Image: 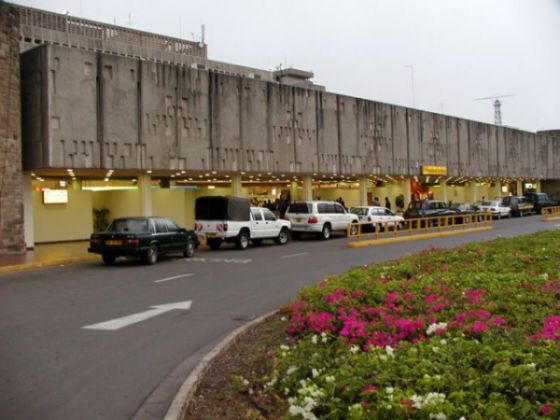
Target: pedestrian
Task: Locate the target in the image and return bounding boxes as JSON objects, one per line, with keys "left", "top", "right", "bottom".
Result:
{"left": 384, "top": 197, "right": 391, "bottom": 210}
{"left": 373, "top": 196, "right": 380, "bottom": 206}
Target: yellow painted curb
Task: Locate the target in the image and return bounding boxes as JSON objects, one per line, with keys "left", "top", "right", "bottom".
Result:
{"left": 0, "top": 256, "right": 99, "bottom": 275}
{"left": 347, "top": 226, "right": 493, "bottom": 248}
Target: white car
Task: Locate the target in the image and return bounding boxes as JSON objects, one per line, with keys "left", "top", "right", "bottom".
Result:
{"left": 285, "top": 201, "right": 359, "bottom": 240}
{"left": 350, "top": 206, "right": 404, "bottom": 231}
{"left": 195, "top": 196, "right": 291, "bottom": 249}
{"left": 476, "top": 200, "right": 511, "bottom": 219}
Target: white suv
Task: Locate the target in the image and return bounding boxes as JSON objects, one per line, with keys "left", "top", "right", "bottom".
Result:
{"left": 285, "top": 201, "right": 359, "bottom": 240}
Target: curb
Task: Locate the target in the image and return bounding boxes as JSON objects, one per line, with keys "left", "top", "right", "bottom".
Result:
{"left": 164, "top": 309, "right": 280, "bottom": 420}
{"left": 0, "top": 256, "right": 98, "bottom": 275}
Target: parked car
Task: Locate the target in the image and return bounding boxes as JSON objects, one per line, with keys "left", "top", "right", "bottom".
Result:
{"left": 88, "top": 217, "right": 199, "bottom": 265}
{"left": 476, "top": 200, "right": 511, "bottom": 219}
{"left": 285, "top": 201, "right": 359, "bottom": 240}
{"left": 501, "top": 195, "right": 535, "bottom": 217}
{"left": 450, "top": 203, "right": 484, "bottom": 222}
{"left": 349, "top": 206, "right": 404, "bottom": 231}
{"left": 403, "top": 199, "right": 458, "bottom": 226}
{"left": 524, "top": 192, "right": 556, "bottom": 214}
{"left": 194, "top": 196, "right": 291, "bottom": 250}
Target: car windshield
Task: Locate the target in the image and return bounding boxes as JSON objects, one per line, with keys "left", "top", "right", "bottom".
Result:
{"left": 350, "top": 207, "right": 368, "bottom": 216}
{"left": 107, "top": 219, "right": 150, "bottom": 233}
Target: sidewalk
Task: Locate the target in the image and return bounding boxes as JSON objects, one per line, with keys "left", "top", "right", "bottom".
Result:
{"left": 0, "top": 241, "right": 98, "bottom": 275}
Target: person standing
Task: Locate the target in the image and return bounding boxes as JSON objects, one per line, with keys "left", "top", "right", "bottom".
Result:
{"left": 373, "top": 196, "right": 381, "bottom": 206}
{"left": 384, "top": 197, "right": 391, "bottom": 210}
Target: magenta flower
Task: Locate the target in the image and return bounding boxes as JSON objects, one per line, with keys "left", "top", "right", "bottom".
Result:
{"left": 324, "top": 288, "right": 346, "bottom": 304}
{"left": 472, "top": 321, "right": 488, "bottom": 333}
{"left": 360, "top": 384, "right": 377, "bottom": 394}
{"left": 307, "top": 312, "right": 335, "bottom": 334}
{"left": 539, "top": 405, "right": 552, "bottom": 415}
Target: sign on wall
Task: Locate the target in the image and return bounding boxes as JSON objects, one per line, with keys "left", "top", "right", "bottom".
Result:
{"left": 42, "top": 189, "right": 68, "bottom": 204}
{"left": 421, "top": 165, "right": 448, "bottom": 176}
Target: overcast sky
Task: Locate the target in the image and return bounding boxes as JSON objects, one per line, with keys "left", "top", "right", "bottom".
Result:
{"left": 14, "top": 0, "right": 560, "bottom": 133}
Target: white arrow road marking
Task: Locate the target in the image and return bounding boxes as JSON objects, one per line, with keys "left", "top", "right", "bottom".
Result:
{"left": 82, "top": 301, "right": 192, "bottom": 331}
{"left": 154, "top": 273, "right": 194, "bottom": 283}
{"left": 281, "top": 252, "right": 309, "bottom": 259}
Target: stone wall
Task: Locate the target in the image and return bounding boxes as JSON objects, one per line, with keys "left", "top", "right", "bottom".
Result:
{"left": 0, "top": 3, "right": 25, "bottom": 254}
{"left": 21, "top": 43, "right": 560, "bottom": 181}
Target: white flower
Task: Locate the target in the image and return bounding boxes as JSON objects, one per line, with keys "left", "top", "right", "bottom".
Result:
{"left": 350, "top": 345, "right": 360, "bottom": 354}
{"left": 440, "top": 339, "right": 447, "bottom": 345}
{"left": 280, "top": 344, "right": 290, "bottom": 351}
{"left": 385, "top": 345, "right": 395, "bottom": 358}
{"left": 321, "top": 332, "right": 329, "bottom": 343}
{"left": 426, "top": 322, "right": 447, "bottom": 335}
{"left": 459, "top": 417, "right": 466, "bottom": 420}
{"left": 312, "top": 368, "right": 320, "bottom": 378}
{"left": 281, "top": 316, "right": 287, "bottom": 322}
{"left": 325, "top": 376, "right": 335, "bottom": 383}
{"left": 432, "top": 346, "right": 440, "bottom": 353}
{"left": 248, "top": 387, "right": 254, "bottom": 395}
{"left": 242, "top": 378, "right": 249, "bottom": 386}
{"left": 386, "top": 386, "right": 394, "bottom": 394}
{"left": 287, "top": 366, "right": 298, "bottom": 375}
{"left": 429, "top": 413, "right": 447, "bottom": 420}
{"left": 311, "top": 334, "right": 318, "bottom": 344}
{"left": 542, "top": 272, "right": 549, "bottom": 281}
{"left": 379, "top": 354, "right": 388, "bottom": 362}
{"left": 527, "top": 362, "right": 536, "bottom": 369}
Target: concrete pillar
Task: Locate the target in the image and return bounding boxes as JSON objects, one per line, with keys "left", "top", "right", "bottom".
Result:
{"left": 290, "top": 181, "right": 299, "bottom": 202}
{"left": 403, "top": 179, "right": 412, "bottom": 209}
{"left": 302, "top": 176, "right": 313, "bottom": 201}
{"left": 138, "top": 174, "right": 152, "bottom": 217}
{"left": 231, "top": 175, "right": 243, "bottom": 197}
{"left": 536, "top": 180, "right": 542, "bottom": 193}
{"left": 359, "top": 178, "right": 369, "bottom": 206}
{"left": 22, "top": 172, "right": 34, "bottom": 249}
{"left": 441, "top": 180, "right": 448, "bottom": 204}
{"left": 470, "top": 182, "right": 477, "bottom": 203}
{"left": 71, "top": 179, "right": 82, "bottom": 190}
{"left": 516, "top": 180, "right": 523, "bottom": 196}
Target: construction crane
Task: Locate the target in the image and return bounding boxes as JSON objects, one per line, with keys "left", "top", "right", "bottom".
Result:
{"left": 475, "top": 94, "right": 516, "bottom": 126}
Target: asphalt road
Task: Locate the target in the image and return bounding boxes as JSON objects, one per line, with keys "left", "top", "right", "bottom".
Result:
{"left": 0, "top": 216, "right": 557, "bottom": 420}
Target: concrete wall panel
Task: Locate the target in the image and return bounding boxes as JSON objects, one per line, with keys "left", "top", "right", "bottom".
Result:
{"left": 487, "top": 125, "right": 498, "bottom": 176}
{"left": 457, "top": 119, "right": 469, "bottom": 176}
{"left": 338, "top": 95, "right": 359, "bottom": 174}
{"left": 177, "top": 67, "right": 211, "bottom": 171}
{"left": 141, "top": 62, "right": 178, "bottom": 169}
{"left": 268, "top": 84, "right": 296, "bottom": 172}
{"left": 468, "top": 121, "right": 489, "bottom": 177}
{"left": 317, "top": 92, "right": 339, "bottom": 174}
{"left": 99, "top": 55, "right": 139, "bottom": 169}
{"left": 445, "top": 117, "right": 459, "bottom": 176}
{"left": 239, "top": 78, "right": 269, "bottom": 172}
{"left": 210, "top": 73, "right": 242, "bottom": 171}
{"left": 406, "top": 109, "right": 422, "bottom": 173}
{"left": 373, "top": 102, "right": 394, "bottom": 175}
{"left": 293, "top": 88, "right": 319, "bottom": 173}
{"left": 391, "top": 105, "right": 408, "bottom": 175}
{"left": 48, "top": 45, "right": 99, "bottom": 168}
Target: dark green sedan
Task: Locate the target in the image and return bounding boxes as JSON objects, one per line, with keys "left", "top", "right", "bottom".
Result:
{"left": 88, "top": 217, "right": 199, "bottom": 265}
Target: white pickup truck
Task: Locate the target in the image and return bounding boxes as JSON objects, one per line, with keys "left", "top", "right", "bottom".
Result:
{"left": 194, "top": 196, "right": 291, "bottom": 250}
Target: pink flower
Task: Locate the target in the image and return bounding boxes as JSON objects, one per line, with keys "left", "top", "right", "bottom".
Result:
{"left": 324, "top": 288, "right": 345, "bottom": 304}
{"left": 472, "top": 321, "right": 488, "bottom": 333}
{"left": 307, "top": 312, "right": 336, "bottom": 334}
{"left": 351, "top": 289, "right": 363, "bottom": 298}
{"left": 360, "top": 384, "right": 377, "bottom": 394}
{"left": 491, "top": 316, "right": 507, "bottom": 327}
{"left": 539, "top": 405, "right": 552, "bottom": 415}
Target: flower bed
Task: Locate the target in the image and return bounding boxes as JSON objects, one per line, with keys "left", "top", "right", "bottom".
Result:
{"left": 261, "top": 231, "right": 560, "bottom": 419}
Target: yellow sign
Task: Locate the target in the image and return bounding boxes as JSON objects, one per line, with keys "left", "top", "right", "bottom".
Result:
{"left": 422, "top": 165, "right": 448, "bottom": 176}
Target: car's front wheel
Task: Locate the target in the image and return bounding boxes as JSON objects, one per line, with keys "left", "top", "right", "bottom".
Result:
{"left": 348, "top": 222, "right": 358, "bottom": 237}
{"left": 102, "top": 254, "right": 115, "bottom": 265}
{"left": 274, "top": 227, "right": 289, "bottom": 245}
{"left": 183, "top": 239, "right": 195, "bottom": 258}
{"left": 144, "top": 245, "right": 158, "bottom": 265}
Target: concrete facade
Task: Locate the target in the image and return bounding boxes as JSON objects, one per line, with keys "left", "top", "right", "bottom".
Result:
{"left": 0, "top": 3, "right": 25, "bottom": 254}
{"left": 21, "top": 44, "right": 560, "bottom": 180}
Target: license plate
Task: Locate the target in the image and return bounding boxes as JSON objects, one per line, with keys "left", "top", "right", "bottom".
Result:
{"left": 105, "top": 240, "right": 122, "bottom": 246}
{"left": 296, "top": 217, "right": 302, "bottom": 223}
{"left": 206, "top": 233, "right": 216, "bottom": 238}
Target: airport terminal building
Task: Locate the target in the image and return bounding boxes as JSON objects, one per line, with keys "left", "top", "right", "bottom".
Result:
{"left": 1, "top": 2, "right": 559, "bottom": 254}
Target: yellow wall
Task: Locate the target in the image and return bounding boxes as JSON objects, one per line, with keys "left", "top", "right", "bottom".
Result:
{"left": 33, "top": 189, "right": 93, "bottom": 242}
{"left": 92, "top": 190, "right": 141, "bottom": 220}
